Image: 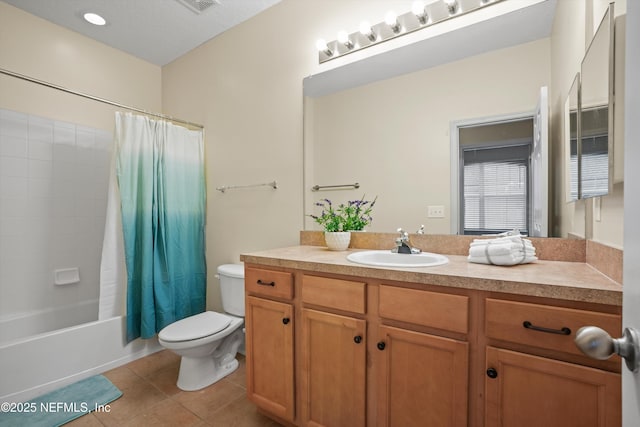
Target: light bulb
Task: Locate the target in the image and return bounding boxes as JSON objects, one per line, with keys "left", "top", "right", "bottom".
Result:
{"left": 385, "top": 11, "right": 400, "bottom": 33}
{"left": 384, "top": 10, "right": 397, "bottom": 26}
{"left": 337, "top": 30, "right": 353, "bottom": 49}
{"left": 359, "top": 21, "right": 376, "bottom": 42}
{"left": 444, "top": 0, "right": 458, "bottom": 15}
{"left": 412, "top": 1, "right": 428, "bottom": 24}
{"left": 315, "top": 39, "right": 332, "bottom": 56}
{"left": 412, "top": 1, "right": 425, "bottom": 16}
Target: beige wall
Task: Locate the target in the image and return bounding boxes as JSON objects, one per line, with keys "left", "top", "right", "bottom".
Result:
{"left": 305, "top": 39, "right": 550, "bottom": 234}
{"left": 0, "top": 2, "right": 161, "bottom": 131}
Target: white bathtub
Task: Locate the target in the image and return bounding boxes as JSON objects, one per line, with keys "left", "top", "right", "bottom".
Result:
{"left": 0, "top": 300, "right": 99, "bottom": 344}
{"left": 0, "top": 315, "right": 162, "bottom": 403}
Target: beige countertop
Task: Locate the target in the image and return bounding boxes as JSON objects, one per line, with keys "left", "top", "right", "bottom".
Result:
{"left": 240, "top": 245, "right": 622, "bottom": 306}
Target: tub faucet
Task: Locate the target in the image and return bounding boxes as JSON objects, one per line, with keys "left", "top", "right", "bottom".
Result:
{"left": 392, "top": 228, "right": 422, "bottom": 254}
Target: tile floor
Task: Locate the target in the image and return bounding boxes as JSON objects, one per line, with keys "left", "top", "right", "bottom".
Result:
{"left": 67, "top": 350, "right": 281, "bottom": 427}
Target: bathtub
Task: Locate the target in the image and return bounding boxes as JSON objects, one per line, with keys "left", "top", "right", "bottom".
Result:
{"left": 0, "top": 299, "right": 99, "bottom": 344}
{"left": 0, "top": 315, "right": 162, "bottom": 403}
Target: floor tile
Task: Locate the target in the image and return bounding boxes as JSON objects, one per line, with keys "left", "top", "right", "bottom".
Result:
{"left": 64, "top": 350, "right": 281, "bottom": 427}
{"left": 174, "top": 379, "right": 246, "bottom": 420}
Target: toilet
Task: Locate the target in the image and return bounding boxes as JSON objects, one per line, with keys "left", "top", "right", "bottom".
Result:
{"left": 158, "top": 263, "right": 245, "bottom": 391}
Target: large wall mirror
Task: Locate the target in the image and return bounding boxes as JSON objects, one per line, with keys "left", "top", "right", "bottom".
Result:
{"left": 303, "top": 0, "right": 565, "bottom": 236}
{"left": 579, "top": 3, "right": 614, "bottom": 199}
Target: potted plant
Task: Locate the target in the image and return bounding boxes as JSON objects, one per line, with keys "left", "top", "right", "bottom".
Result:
{"left": 309, "top": 196, "right": 377, "bottom": 250}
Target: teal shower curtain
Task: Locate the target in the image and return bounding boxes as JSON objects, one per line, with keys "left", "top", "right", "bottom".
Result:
{"left": 114, "top": 112, "right": 206, "bottom": 342}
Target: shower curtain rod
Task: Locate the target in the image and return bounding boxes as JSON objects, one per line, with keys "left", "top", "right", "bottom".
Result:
{"left": 0, "top": 67, "right": 204, "bottom": 129}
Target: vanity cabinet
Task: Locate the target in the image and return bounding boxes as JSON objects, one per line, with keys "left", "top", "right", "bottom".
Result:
{"left": 485, "top": 347, "right": 620, "bottom": 427}
{"left": 244, "top": 268, "right": 295, "bottom": 422}
{"left": 301, "top": 275, "right": 367, "bottom": 427}
{"left": 376, "top": 285, "right": 470, "bottom": 427}
{"left": 484, "top": 298, "right": 622, "bottom": 427}
{"left": 243, "top": 262, "right": 622, "bottom": 427}
{"left": 301, "top": 308, "right": 366, "bottom": 427}
{"left": 376, "top": 325, "right": 468, "bottom": 427}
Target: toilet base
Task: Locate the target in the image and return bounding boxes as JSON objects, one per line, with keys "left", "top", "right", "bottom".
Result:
{"left": 175, "top": 326, "right": 245, "bottom": 391}
{"left": 177, "top": 355, "right": 239, "bottom": 391}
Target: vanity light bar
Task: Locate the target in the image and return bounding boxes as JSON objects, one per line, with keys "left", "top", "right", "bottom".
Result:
{"left": 316, "top": 0, "right": 502, "bottom": 64}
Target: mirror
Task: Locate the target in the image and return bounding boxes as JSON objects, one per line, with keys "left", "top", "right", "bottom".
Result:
{"left": 302, "top": 1, "right": 557, "bottom": 236}
{"left": 579, "top": 4, "right": 614, "bottom": 199}
{"left": 565, "top": 73, "right": 580, "bottom": 202}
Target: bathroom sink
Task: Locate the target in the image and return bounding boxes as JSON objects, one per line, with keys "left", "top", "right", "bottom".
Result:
{"left": 346, "top": 250, "right": 449, "bottom": 268}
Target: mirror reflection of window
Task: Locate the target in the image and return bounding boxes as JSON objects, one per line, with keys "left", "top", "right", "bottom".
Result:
{"left": 459, "top": 120, "right": 533, "bottom": 236}
{"left": 581, "top": 106, "right": 609, "bottom": 198}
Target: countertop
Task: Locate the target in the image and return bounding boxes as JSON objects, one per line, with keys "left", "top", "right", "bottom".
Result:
{"left": 240, "top": 245, "right": 622, "bottom": 306}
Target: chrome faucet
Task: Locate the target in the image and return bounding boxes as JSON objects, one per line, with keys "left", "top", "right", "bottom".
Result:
{"left": 392, "top": 228, "right": 422, "bottom": 254}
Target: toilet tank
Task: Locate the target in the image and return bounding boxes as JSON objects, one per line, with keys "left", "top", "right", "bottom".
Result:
{"left": 217, "top": 263, "right": 245, "bottom": 317}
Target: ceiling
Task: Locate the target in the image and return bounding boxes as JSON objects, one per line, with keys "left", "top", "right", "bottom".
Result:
{"left": 2, "top": 0, "right": 282, "bottom": 66}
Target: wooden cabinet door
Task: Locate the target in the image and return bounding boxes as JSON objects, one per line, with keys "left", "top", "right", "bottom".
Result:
{"left": 376, "top": 325, "right": 469, "bottom": 427}
{"left": 302, "top": 308, "right": 366, "bottom": 427}
{"left": 485, "top": 347, "right": 621, "bottom": 427}
{"left": 245, "top": 296, "right": 295, "bottom": 422}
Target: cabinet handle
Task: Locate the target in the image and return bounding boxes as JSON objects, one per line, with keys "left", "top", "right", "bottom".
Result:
{"left": 257, "top": 279, "right": 275, "bottom": 287}
{"left": 523, "top": 321, "right": 571, "bottom": 336}
{"left": 354, "top": 335, "right": 363, "bottom": 344}
{"left": 486, "top": 368, "right": 498, "bottom": 379}
{"left": 377, "top": 341, "right": 386, "bottom": 351}
{"left": 282, "top": 317, "right": 290, "bottom": 325}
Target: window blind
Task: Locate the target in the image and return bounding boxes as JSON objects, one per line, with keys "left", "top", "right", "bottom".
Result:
{"left": 581, "top": 134, "right": 609, "bottom": 198}
{"left": 462, "top": 144, "right": 529, "bottom": 234}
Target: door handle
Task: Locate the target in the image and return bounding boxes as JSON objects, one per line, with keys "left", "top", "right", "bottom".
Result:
{"left": 574, "top": 326, "right": 640, "bottom": 372}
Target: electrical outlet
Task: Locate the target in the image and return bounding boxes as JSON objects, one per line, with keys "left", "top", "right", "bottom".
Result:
{"left": 427, "top": 205, "right": 445, "bottom": 218}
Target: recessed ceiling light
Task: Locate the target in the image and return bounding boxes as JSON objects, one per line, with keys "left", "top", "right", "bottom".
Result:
{"left": 83, "top": 12, "right": 106, "bottom": 26}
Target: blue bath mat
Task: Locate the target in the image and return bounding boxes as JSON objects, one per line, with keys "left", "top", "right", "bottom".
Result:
{"left": 0, "top": 374, "right": 122, "bottom": 427}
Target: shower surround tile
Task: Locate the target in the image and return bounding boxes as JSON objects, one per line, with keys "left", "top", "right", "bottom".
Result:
{"left": 0, "top": 108, "right": 113, "bottom": 341}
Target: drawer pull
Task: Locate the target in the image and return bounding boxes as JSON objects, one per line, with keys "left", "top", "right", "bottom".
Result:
{"left": 377, "top": 341, "right": 386, "bottom": 351}
{"left": 523, "top": 321, "right": 571, "bottom": 336}
{"left": 354, "top": 335, "right": 363, "bottom": 344}
{"left": 257, "top": 279, "right": 275, "bottom": 287}
{"left": 282, "top": 317, "right": 290, "bottom": 325}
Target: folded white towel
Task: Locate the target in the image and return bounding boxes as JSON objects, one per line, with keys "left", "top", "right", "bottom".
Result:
{"left": 467, "top": 235, "right": 537, "bottom": 266}
{"left": 470, "top": 235, "right": 534, "bottom": 248}
{"left": 468, "top": 254, "right": 538, "bottom": 266}
{"left": 468, "top": 244, "right": 535, "bottom": 258}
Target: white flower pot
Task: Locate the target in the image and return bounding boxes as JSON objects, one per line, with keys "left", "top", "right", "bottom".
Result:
{"left": 324, "top": 231, "right": 351, "bottom": 251}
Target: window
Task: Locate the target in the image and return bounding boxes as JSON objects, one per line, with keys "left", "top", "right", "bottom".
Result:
{"left": 458, "top": 120, "right": 533, "bottom": 235}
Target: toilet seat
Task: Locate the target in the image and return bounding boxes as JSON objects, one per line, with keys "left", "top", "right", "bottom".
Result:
{"left": 158, "top": 311, "right": 231, "bottom": 342}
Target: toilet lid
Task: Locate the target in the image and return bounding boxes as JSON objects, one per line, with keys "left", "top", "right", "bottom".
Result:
{"left": 217, "top": 263, "right": 244, "bottom": 278}
{"left": 159, "top": 311, "right": 231, "bottom": 342}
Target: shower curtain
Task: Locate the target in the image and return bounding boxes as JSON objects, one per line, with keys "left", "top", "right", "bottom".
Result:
{"left": 113, "top": 112, "right": 206, "bottom": 342}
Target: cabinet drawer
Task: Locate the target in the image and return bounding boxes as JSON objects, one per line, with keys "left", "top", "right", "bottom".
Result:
{"left": 302, "top": 275, "right": 366, "bottom": 314}
{"left": 245, "top": 267, "right": 293, "bottom": 300}
{"left": 379, "top": 285, "right": 468, "bottom": 334}
{"left": 485, "top": 298, "right": 621, "bottom": 357}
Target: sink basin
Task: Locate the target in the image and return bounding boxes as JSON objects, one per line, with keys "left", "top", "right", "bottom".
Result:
{"left": 346, "top": 250, "right": 449, "bottom": 268}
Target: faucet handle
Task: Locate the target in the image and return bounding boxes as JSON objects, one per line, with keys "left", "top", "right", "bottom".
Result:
{"left": 416, "top": 225, "right": 425, "bottom": 234}
{"left": 397, "top": 228, "right": 408, "bottom": 240}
